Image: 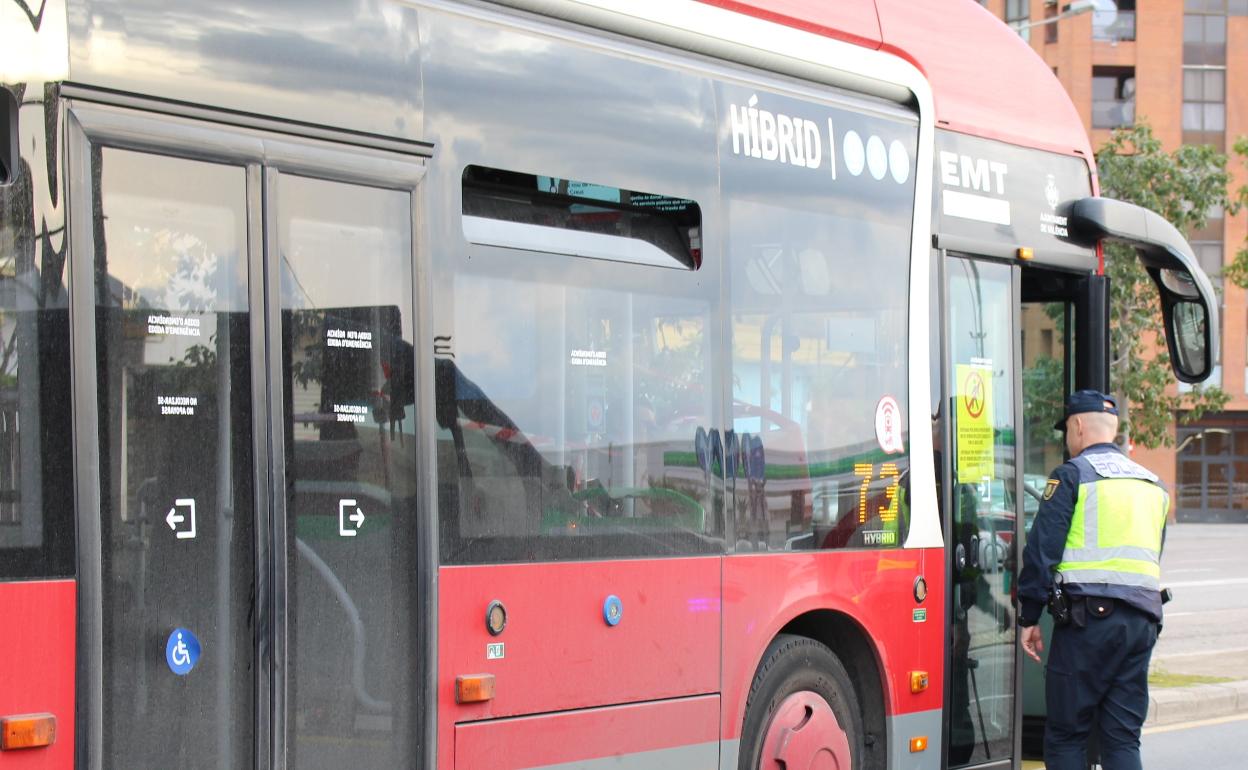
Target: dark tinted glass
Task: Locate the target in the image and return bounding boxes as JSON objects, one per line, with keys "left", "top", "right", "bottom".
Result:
{"left": 0, "top": 88, "right": 73, "bottom": 580}
{"left": 1178, "top": 459, "right": 1202, "bottom": 508}
{"left": 719, "top": 84, "right": 916, "bottom": 551}
{"left": 1235, "top": 461, "right": 1248, "bottom": 508}
{"left": 277, "top": 174, "right": 418, "bottom": 767}
{"left": 1208, "top": 463, "right": 1231, "bottom": 507}
{"left": 436, "top": 278, "right": 717, "bottom": 563}
{"left": 462, "top": 166, "right": 702, "bottom": 270}
{"left": 95, "top": 149, "right": 254, "bottom": 768}
{"left": 1021, "top": 300, "right": 1072, "bottom": 527}
{"left": 439, "top": 193, "right": 716, "bottom": 564}
{"left": 947, "top": 257, "right": 1016, "bottom": 766}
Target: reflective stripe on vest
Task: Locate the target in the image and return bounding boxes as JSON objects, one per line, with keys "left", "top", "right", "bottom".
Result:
{"left": 1055, "top": 453, "right": 1168, "bottom": 590}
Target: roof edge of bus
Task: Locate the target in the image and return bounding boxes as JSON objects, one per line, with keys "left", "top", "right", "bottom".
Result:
{"left": 875, "top": 0, "right": 1094, "bottom": 161}
{"left": 694, "top": 1, "right": 1094, "bottom": 161}
{"left": 494, "top": 0, "right": 917, "bottom": 107}
{"left": 694, "top": 0, "right": 885, "bottom": 50}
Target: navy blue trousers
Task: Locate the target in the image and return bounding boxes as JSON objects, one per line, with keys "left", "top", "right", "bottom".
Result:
{"left": 1044, "top": 601, "right": 1158, "bottom": 770}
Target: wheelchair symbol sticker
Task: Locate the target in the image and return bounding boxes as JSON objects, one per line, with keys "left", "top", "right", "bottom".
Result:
{"left": 166, "top": 628, "right": 202, "bottom": 676}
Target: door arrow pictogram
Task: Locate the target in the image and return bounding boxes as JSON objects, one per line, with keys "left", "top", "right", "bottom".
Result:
{"left": 165, "top": 498, "right": 197, "bottom": 540}
{"left": 339, "top": 498, "right": 365, "bottom": 537}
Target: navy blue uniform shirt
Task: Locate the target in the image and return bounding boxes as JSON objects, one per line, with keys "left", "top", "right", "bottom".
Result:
{"left": 1017, "top": 442, "right": 1165, "bottom": 626}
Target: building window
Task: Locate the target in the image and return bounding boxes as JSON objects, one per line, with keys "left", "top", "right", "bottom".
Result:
{"left": 1006, "top": 0, "right": 1029, "bottom": 23}
{"left": 1175, "top": 419, "right": 1248, "bottom": 523}
{"left": 1192, "top": 238, "right": 1223, "bottom": 288}
{"left": 1190, "top": 239, "right": 1224, "bottom": 300}
{"left": 1187, "top": 0, "right": 1248, "bottom": 14}
{"left": 1183, "top": 67, "right": 1226, "bottom": 149}
{"left": 1092, "top": 67, "right": 1135, "bottom": 129}
{"left": 1093, "top": 0, "right": 1136, "bottom": 41}
{"left": 1190, "top": 237, "right": 1224, "bottom": 364}
{"left": 1184, "top": 0, "right": 1228, "bottom": 148}
{"left": 1184, "top": 11, "right": 1227, "bottom": 65}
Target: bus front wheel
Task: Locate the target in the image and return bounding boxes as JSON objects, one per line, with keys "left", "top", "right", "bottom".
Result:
{"left": 739, "top": 634, "right": 864, "bottom": 770}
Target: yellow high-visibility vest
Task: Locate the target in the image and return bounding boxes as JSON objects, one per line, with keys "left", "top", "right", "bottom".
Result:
{"left": 1054, "top": 452, "right": 1168, "bottom": 590}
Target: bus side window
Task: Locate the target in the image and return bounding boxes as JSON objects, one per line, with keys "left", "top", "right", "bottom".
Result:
{"left": 439, "top": 170, "right": 717, "bottom": 564}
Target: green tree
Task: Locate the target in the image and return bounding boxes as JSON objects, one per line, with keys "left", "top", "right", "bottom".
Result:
{"left": 1220, "top": 136, "right": 1248, "bottom": 291}
{"left": 1093, "top": 122, "right": 1234, "bottom": 448}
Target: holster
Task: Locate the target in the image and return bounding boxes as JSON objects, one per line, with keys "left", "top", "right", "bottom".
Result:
{"left": 1047, "top": 580, "right": 1072, "bottom": 627}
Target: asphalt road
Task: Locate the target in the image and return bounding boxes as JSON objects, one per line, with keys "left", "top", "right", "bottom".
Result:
{"left": 1024, "top": 714, "right": 1248, "bottom": 770}
{"left": 1141, "top": 714, "right": 1248, "bottom": 769}
{"left": 1020, "top": 715, "right": 1248, "bottom": 769}
{"left": 1153, "top": 523, "right": 1248, "bottom": 678}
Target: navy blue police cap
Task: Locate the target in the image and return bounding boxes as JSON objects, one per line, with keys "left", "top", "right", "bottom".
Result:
{"left": 1055, "top": 389, "right": 1118, "bottom": 431}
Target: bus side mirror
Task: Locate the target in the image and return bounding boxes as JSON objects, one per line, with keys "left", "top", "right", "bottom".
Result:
{"left": 1155, "top": 268, "right": 1212, "bottom": 383}
{"left": 1169, "top": 301, "right": 1209, "bottom": 379}
{"left": 1, "top": 88, "right": 17, "bottom": 187}
{"left": 1069, "top": 197, "right": 1219, "bottom": 384}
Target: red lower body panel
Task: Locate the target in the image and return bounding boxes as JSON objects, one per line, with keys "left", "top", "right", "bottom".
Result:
{"left": 721, "top": 548, "right": 945, "bottom": 741}
{"left": 0, "top": 580, "right": 76, "bottom": 769}
{"left": 439, "top": 549, "right": 945, "bottom": 768}
{"left": 438, "top": 558, "right": 720, "bottom": 768}
{"left": 455, "top": 695, "right": 719, "bottom": 770}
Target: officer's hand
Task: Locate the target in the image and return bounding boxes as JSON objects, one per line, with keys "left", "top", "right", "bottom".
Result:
{"left": 1021, "top": 625, "right": 1044, "bottom": 663}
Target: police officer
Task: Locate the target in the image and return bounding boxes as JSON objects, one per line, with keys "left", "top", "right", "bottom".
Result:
{"left": 1018, "top": 390, "right": 1168, "bottom": 770}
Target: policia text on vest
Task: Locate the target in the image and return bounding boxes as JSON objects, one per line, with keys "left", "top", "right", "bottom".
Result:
{"left": 1017, "top": 390, "right": 1168, "bottom": 770}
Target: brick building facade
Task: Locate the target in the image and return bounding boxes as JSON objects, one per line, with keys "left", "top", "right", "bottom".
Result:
{"left": 984, "top": 0, "right": 1248, "bottom": 521}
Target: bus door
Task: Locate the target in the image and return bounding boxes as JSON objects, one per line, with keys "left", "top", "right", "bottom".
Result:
{"left": 1015, "top": 268, "right": 1088, "bottom": 757}
{"left": 943, "top": 254, "right": 1021, "bottom": 769}
{"left": 67, "top": 102, "right": 427, "bottom": 769}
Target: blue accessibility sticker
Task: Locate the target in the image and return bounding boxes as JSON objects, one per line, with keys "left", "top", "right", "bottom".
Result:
{"left": 166, "top": 627, "right": 202, "bottom": 676}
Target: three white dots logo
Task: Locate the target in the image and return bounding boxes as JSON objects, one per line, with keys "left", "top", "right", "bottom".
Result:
{"left": 842, "top": 131, "right": 911, "bottom": 185}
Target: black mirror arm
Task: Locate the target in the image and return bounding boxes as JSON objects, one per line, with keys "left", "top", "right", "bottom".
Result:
{"left": 1068, "top": 197, "right": 1220, "bottom": 383}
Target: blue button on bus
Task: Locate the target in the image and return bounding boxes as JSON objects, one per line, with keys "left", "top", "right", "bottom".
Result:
{"left": 603, "top": 595, "right": 623, "bottom": 627}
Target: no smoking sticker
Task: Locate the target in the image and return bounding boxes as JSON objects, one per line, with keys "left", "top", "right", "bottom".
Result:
{"left": 963, "top": 369, "right": 987, "bottom": 419}
{"left": 955, "top": 363, "right": 995, "bottom": 480}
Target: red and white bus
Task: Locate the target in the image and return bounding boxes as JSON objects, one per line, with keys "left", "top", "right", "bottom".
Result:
{"left": 0, "top": 1, "right": 1217, "bottom": 769}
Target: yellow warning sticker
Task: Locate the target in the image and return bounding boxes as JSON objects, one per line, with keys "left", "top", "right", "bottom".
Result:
{"left": 955, "top": 363, "right": 995, "bottom": 482}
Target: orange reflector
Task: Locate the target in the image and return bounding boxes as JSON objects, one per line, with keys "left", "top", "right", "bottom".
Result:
{"left": 1, "top": 713, "right": 56, "bottom": 751}
{"left": 910, "top": 671, "right": 929, "bottom": 693}
{"left": 1017, "top": 247, "right": 1035, "bottom": 261}
{"left": 456, "top": 674, "right": 496, "bottom": 704}
{"left": 910, "top": 736, "right": 929, "bottom": 753}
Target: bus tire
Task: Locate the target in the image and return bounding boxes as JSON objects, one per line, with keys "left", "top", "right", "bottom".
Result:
{"left": 738, "top": 633, "right": 864, "bottom": 770}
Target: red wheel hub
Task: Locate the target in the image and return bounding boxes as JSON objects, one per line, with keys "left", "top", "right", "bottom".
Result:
{"left": 758, "top": 691, "right": 851, "bottom": 770}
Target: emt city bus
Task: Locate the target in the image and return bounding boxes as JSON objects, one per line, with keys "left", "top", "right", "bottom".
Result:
{"left": 0, "top": 1, "right": 1217, "bottom": 769}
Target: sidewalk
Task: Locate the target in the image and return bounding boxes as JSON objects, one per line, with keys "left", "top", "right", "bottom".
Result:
{"left": 1147, "top": 679, "right": 1248, "bottom": 726}
{"left": 1146, "top": 646, "right": 1248, "bottom": 726}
